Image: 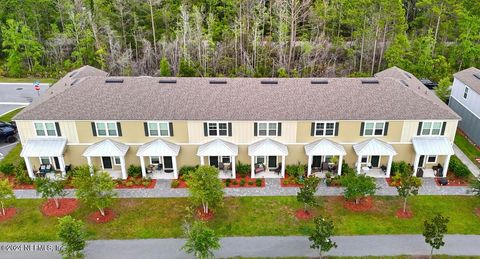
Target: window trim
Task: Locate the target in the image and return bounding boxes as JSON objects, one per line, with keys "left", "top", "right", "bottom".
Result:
{"left": 256, "top": 121, "right": 280, "bottom": 137}
{"left": 39, "top": 156, "right": 53, "bottom": 165}
{"left": 147, "top": 121, "right": 170, "bottom": 137}
{"left": 363, "top": 121, "right": 386, "bottom": 136}
{"left": 314, "top": 121, "right": 337, "bottom": 137}
{"left": 33, "top": 121, "right": 58, "bottom": 137}
{"left": 95, "top": 121, "right": 119, "bottom": 137}
{"left": 464, "top": 87, "right": 469, "bottom": 99}
{"left": 150, "top": 156, "right": 161, "bottom": 165}
{"left": 420, "top": 121, "right": 443, "bottom": 136}
{"left": 206, "top": 121, "right": 230, "bottom": 137}
{"left": 113, "top": 156, "right": 121, "bottom": 165}
{"left": 426, "top": 155, "right": 437, "bottom": 164}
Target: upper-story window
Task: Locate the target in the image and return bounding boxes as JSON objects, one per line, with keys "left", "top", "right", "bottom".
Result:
{"left": 421, "top": 121, "right": 443, "bottom": 136}
{"left": 95, "top": 121, "right": 119, "bottom": 137}
{"left": 464, "top": 87, "right": 469, "bottom": 99}
{"left": 255, "top": 122, "right": 281, "bottom": 136}
{"left": 147, "top": 122, "right": 170, "bottom": 136}
{"left": 363, "top": 121, "right": 387, "bottom": 136}
{"left": 204, "top": 122, "right": 230, "bottom": 136}
{"left": 34, "top": 122, "right": 59, "bottom": 136}
{"left": 314, "top": 122, "right": 336, "bottom": 136}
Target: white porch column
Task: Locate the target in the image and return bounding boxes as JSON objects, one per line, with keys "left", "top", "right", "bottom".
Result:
{"left": 200, "top": 156, "right": 205, "bottom": 165}
{"left": 172, "top": 156, "right": 178, "bottom": 179}
{"left": 58, "top": 156, "right": 66, "bottom": 177}
{"left": 140, "top": 156, "right": 146, "bottom": 178}
{"left": 443, "top": 154, "right": 451, "bottom": 177}
{"left": 356, "top": 155, "right": 362, "bottom": 174}
{"left": 337, "top": 155, "right": 343, "bottom": 175}
{"left": 24, "top": 157, "right": 34, "bottom": 178}
{"left": 251, "top": 156, "right": 255, "bottom": 178}
{"left": 386, "top": 155, "right": 393, "bottom": 177}
{"left": 86, "top": 156, "right": 93, "bottom": 175}
{"left": 413, "top": 153, "right": 420, "bottom": 176}
{"left": 281, "top": 155, "right": 286, "bottom": 178}
{"left": 231, "top": 156, "right": 236, "bottom": 178}
{"left": 120, "top": 156, "right": 127, "bottom": 179}
{"left": 307, "top": 155, "right": 312, "bottom": 176}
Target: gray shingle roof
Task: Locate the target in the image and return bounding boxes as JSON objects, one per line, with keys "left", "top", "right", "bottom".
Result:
{"left": 454, "top": 67, "right": 480, "bottom": 94}
{"left": 14, "top": 67, "right": 460, "bottom": 121}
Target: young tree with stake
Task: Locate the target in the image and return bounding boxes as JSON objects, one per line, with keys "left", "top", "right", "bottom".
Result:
{"left": 340, "top": 173, "right": 377, "bottom": 204}
{"left": 187, "top": 166, "right": 224, "bottom": 215}
{"left": 423, "top": 214, "right": 449, "bottom": 259}
{"left": 309, "top": 216, "right": 337, "bottom": 258}
{"left": 393, "top": 163, "right": 422, "bottom": 214}
{"left": 0, "top": 179, "right": 15, "bottom": 216}
{"left": 35, "top": 177, "right": 67, "bottom": 209}
{"left": 57, "top": 216, "right": 86, "bottom": 259}
{"left": 182, "top": 220, "right": 220, "bottom": 259}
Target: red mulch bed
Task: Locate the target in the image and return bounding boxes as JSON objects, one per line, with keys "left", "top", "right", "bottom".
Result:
{"left": 88, "top": 209, "right": 116, "bottom": 223}
{"left": 196, "top": 208, "right": 214, "bottom": 221}
{"left": 115, "top": 178, "right": 157, "bottom": 189}
{"left": 41, "top": 198, "right": 78, "bottom": 217}
{"left": 172, "top": 179, "right": 188, "bottom": 188}
{"left": 396, "top": 208, "right": 414, "bottom": 219}
{"left": 344, "top": 196, "right": 374, "bottom": 212}
{"left": 435, "top": 175, "right": 470, "bottom": 187}
{"left": 225, "top": 176, "right": 265, "bottom": 188}
{"left": 475, "top": 208, "right": 480, "bottom": 218}
{"left": 280, "top": 177, "right": 303, "bottom": 187}
{"left": 0, "top": 208, "right": 16, "bottom": 222}
{"left": 385, "top": 177, "right": 401, "bottom": 187}
{"left": 295, "top": 209, "right": 313, "bottom": 220}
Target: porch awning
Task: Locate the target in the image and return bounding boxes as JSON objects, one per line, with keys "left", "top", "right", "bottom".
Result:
{"left": 83, "top": 139, "right": 129, "bottom": 157}
{"left": 248, "top": 138, "right": 288, "bottom": 156}
{"left": 412, "top": 136, "right": 454, "bottom": 156}
{"left": 305, "top": 139, "right": 346, "bottom": 156}
{"left": 197, "top": 139, "right": 238, "bottom": 157}
{"left": 137, "top": 138, "right": 180, "bottom": 157}
{"left": 353, "top": 138, "right": 397, "bottom": 156}
{"left": 20, "top": 138, "right": 67, "bottom": 157}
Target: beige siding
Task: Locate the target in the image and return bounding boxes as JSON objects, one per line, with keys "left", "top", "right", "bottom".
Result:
{"left": 16, "top": 120, "right": 79, "bottom": 144}
{"left": 401, "top": 120, "right": 458, "bottom": 142}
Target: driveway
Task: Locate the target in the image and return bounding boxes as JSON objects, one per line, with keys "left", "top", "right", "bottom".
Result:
{"left": 0, "top": 82, "right": 49, "bottom": 116}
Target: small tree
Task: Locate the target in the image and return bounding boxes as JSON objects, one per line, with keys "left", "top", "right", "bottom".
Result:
{"left": 340, "top": 173, "right": 377, "bottom": 204}
{"left": 187, "top": 166, "right": 224, "bottom": 214}
{"left": 159, "top": 57, "right": 172, "bottom": 76}
{"left": 309, "top": 216, "right": 337, "bottom": 259}
{"left": 434, "top": 77, "right": 451, "bottom": 103}
{"left": 423, "top": 214, "right": 449, "bottom": 259}
{"left": 297, "top": 176, "right": 320, "bottom": 213}
{"left": 393, "top": 163, "right": 422, "bottom": 213}
{"left": 182, "top": 220, "right": 220, "bottom": 259}
{"left": 35, "top": 177, "right": 67, "bottom": 209}
{"left": 57, "top": 216, "right": 86, "bottom": 259}
{"left": 73, "top": 166, "right": 117, "bottom": 216}
{"left": 0, "top": 179, "right": 15, "bottom": 216}
{"left": 471, "top": 176, "right": 480, "bottom": 196}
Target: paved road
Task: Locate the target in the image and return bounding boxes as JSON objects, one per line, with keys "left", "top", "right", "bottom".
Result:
{"left": 0, "top": 82, "right": 49, "bottom": 115}
{"left": 1, "top": 235, "right": 480, "bottom": 259}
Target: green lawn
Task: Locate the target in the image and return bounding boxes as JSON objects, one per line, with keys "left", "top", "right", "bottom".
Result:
{"left": 0, "top": 108, "right": 24, "bottom": 167}
{"left": 455, "top": 132, "right": 480, "bottom": 169}
{"left": 0, "top": 196, "right": 479, "bottom": 242}
{"left": 0, "top": 77, "right": 56, "bottom": 84}
{"left": 0, "top": 107, "right": 24, "bottom": 121}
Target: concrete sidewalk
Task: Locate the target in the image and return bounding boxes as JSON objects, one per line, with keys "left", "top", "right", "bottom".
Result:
{"left": 453, "top": 144, "right": 480, "bottom": 177}
{"left": 1, "top": 235, "right": 480, "bottom": 258}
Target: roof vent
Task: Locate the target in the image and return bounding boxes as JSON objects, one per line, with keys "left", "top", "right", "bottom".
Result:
{"left": 69, "top": 71, "right": 78, "bottom": 78}
{"left": 209, "top": 80, "right": 227, "bottom": 84}
{"left": 158, "top": 79, "right": 177, "bottom": 84}
{"left": 360, "top": 79, "right": 379, "bottom": 84}
{"left": 400, "top": 79, "right": 408, "bottom": 87}
{"left": 474, "top": 74, "right": 480, "bottom": 80}
{"left": 311, "top": 79, "right": 328, "bottom": 84}
{"left": 261, "top": 80, "right": 278, "bottom": 85}
{"left": 404, "top": 72, "right": 412, "bottom": 79}
{"left": 105, "top": 78, "right": 124, "bottom": 83}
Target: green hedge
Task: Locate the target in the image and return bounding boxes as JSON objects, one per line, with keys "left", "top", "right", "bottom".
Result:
{"left": 448, "top": 156, "right": 471, "bottom": 178}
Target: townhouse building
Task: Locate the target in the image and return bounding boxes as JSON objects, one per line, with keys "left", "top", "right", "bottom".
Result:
{"left": 14, "top": 65, "right": 460, "bottom": 180}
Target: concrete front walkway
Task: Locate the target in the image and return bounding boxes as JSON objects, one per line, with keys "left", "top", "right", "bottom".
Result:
{"left": 1, "top": 235, "right": 480, "bottom": 259}
{"left": 454, "top": 144, "right": 480, "bottom": 177}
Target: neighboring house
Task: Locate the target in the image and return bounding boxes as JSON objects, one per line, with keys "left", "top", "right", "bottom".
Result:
{"left": 13, "top": 66, "right": 460, "bottom": 180}
{"left": 449, "top": 67, "right": 480, "bottom": 146}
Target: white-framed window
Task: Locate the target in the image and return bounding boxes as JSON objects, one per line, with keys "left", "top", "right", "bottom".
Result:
{"left": 257, "top": 122, "right": 279, "bottom": 136}
{"left": 426, "top": 155, "right": 437, "bottom": 163}
{"left": 207, "top": 122, "right": 229, "bottom": 136}
{"left": 95, "top": 121, "right": 118, "bottom": 137}
{"left": 255, "top": 156, "right": 265, "bottom": 165}
{"left": 363, "top": 121, "right": 385, "bottom": 136}
{"left": 361, "top": 156, "right": 368, "bottom": 163}
{"left": 39, "top": 157, "right": 51, "bottom": 165}
{"left": 421, "top": 121, "right": 443, "bottom": 136}
{"left": 314, "top": 121, "right": 336, "bottom": 136}
{"left": 113, "top": 156, "right": 121, "bottom": 165}
{"left": 221, "top": 156, "right": 231, "bottom": 163}
{"left": 464, "top": 87, "right": 469, "bottom": 99}
{"left": 150, "top": 156, "right": 160, "bottom": 164}
{"left": 147, "top": 121, "right": 170, "bottom": 137}
{"left": 34, "top": 122, "right": 58, "bottom": 136}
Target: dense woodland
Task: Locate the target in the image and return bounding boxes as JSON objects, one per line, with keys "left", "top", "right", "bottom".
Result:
{"left": 0, "top": 0, "right": 479, "bottom": 82}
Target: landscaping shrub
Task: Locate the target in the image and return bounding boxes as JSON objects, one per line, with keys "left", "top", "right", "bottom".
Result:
{"left": 171, "top": 180, "right": 180, "bottom": 188}
{"left": 286, "top": 163, "right": 306, "bottom": 179}
{"left": 127, "top": 165, "right": 142, "bottom": 178}
{"left": 0, "top": 163, "right": 15, "bottom": 175}
{"left": 255, "top": 179, "right": 262, "bottom": 187}
{"left": 15, "top": 166, "right": 32, "bottom": 185}
{"left": 236, "top": 162, "right": 250, "bottom": 178}
{"left": 125, "top": 181, "right": 134, "bottom": 187}
{"left": 449, "top": 156, "right": 471, "bottom": 178}
{"left": 225, "top": 179, "right": 231, "bottom": 187}
{"left": 240, "top": 178, "right": 246, "bottom": 187}
{"left": 232, "top": 180, "right": 238, "bottom": 185}
{"left": 142, "top": 179, "right": 151, "bottom": 187}
{"left": 341, "top": 163, "right": 356, "bottom": 176}
{"left": 179, "top": 166, "right": 197, "bottom": 178}
{"left": 248, "top": 181, "right": 254, "bottom": 186}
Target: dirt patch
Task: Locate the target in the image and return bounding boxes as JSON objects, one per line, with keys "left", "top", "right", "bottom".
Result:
{"left": 41, "top": 198, "right": 78, "bottom": 217}
{"left": 344, "top": 196, "right": 374, "bottom": 212}
{"left": 88, "top": 209, "right": 116, "bottom": 223}
{"left": 0, "top": 208, "right": 16, "bottom": 222}
{"left": 196, "top": 208, "right": 214, "bottom": 221}
{"left": 295, "top": 209, "right": 313, "bottom": 220}
{"left": 396, "top": 208, "right": 413, "bottom": 219}
{"left": 476, "top": 208, "right": 480, "bottom": 218}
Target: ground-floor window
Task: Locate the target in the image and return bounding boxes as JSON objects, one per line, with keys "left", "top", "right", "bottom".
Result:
{"left": 426, "top": 155, "right": 437, "bottom": 163}
{"left": 113, "top": 156, "right": 121, "bottom": 165}
{"left": 150, "top": 156, "right": 160, "bottom": 164}
{"left": 39, "top": 157, "right": 51, "bottom": 165}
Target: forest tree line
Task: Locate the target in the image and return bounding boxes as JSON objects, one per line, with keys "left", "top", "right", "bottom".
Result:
{"left": 0, "top": 0, "right": 479, "bottom": 83}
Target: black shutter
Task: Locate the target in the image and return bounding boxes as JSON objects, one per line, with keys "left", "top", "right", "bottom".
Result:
{"left": 383, "top": 122, "right": 389, "bottom": 136}
{"left": 277, "top": 122, "right": 282, "bottom": 136}
{"left": 254, "top": 122, "right": 258, "bottom": 136}
{"left": 311, "top": 122, "right": 315, "bottom": 136}
{"left": 360, "top": 122, "right": 365, "bottom": 136}
{"left": 417, "top": 122, "right": 423, "bottom": 136}
{"left": 144, "top": 122, "right": 149, "bottom": 136}
{"left": 335, "top": 122, "right": 339, "bottom": 136}
{"left": 440, "top": 122, "right": 447, "bottom": 135}
{"left": 117, "top": 122, "right": 122, "bottom": 136}
{"left": 55, "top": 122, "right": 61, "bottom": 136}
{"left": 228, "top": 122, "right": 232, "bottom": 136}
{"left": 169, "top": 122, "right": 174, "bottom": 136}
{"left": 203, "top": 122, "right": 208, "bottom": 136}
{"left": 91, "top": 122, "right": 97, "bottom": 136}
